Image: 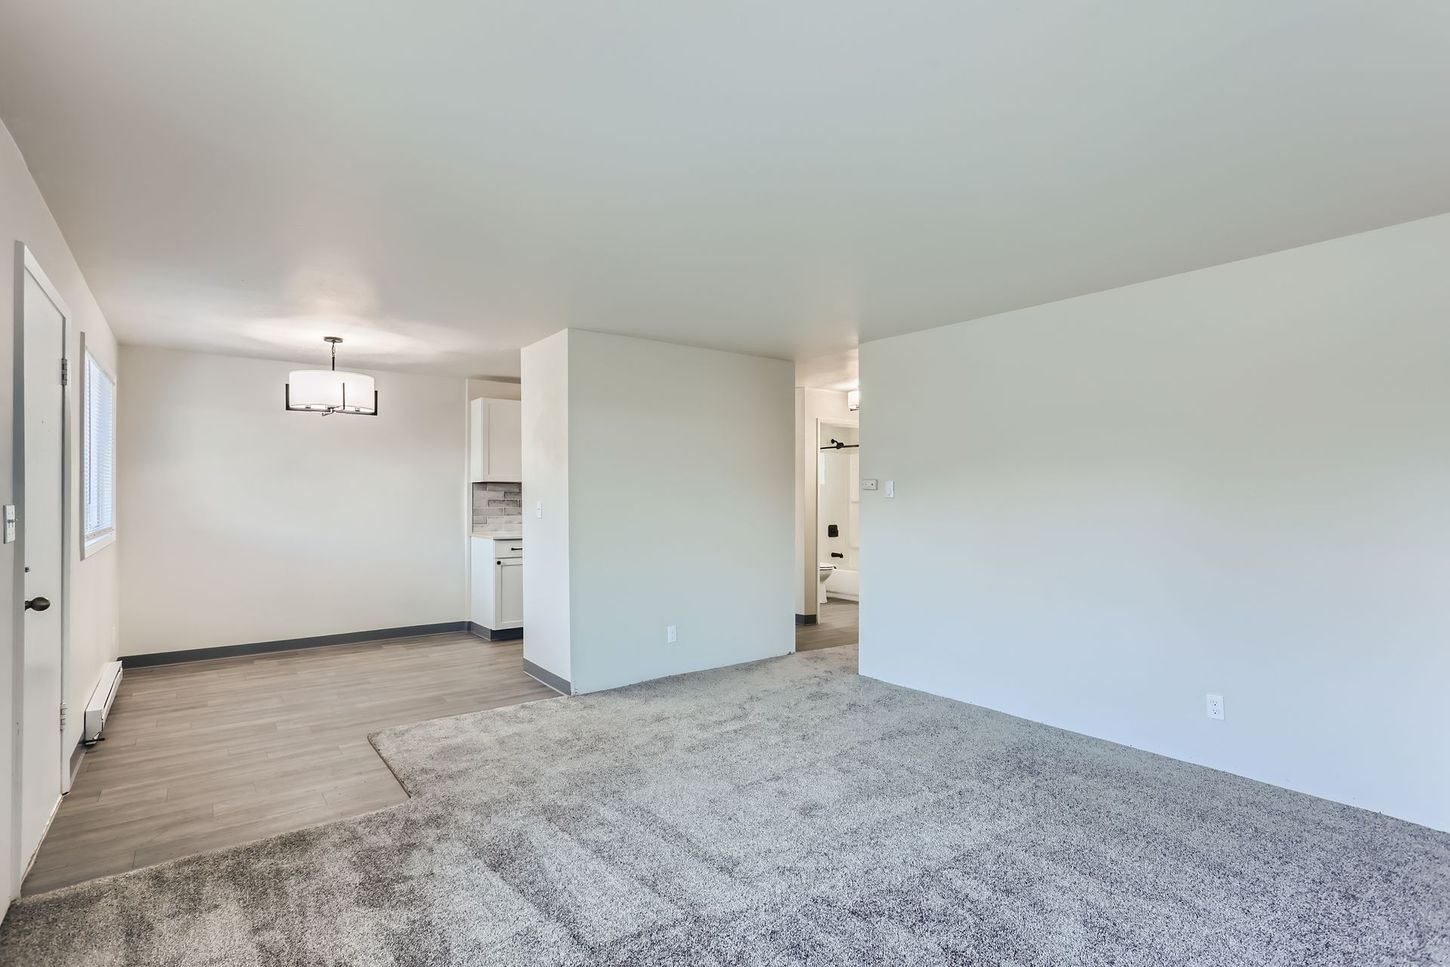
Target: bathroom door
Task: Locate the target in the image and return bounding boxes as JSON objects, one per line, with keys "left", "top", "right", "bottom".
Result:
{"left": 16, "top": 245, "right": 71, "bottom": 880}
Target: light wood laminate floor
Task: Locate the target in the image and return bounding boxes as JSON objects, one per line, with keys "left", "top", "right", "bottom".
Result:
{"left": 24, "top": 633, "right": 557, "bottom": 895}
{"left": 796, "top": 599, "right": 858, "bottom": 652}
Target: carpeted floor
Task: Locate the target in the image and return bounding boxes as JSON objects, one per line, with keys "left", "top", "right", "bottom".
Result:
{"left": 2, "top": 646, "right": 1448, "bottom": 966}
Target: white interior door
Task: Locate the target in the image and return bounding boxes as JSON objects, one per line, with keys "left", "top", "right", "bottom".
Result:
{"left": 18, "top": 249, "right": 68, "bottom": 876}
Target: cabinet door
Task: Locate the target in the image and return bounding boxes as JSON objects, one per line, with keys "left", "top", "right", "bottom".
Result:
{"left": 486, "top": 399, "right": 522, "bottom": 482}
{"left": 468, "top": 398, "right": 486, "bottom": 482}
{"left": 470, "top": 539, "right": 496, "bottom": 626}
{"left": 496, "top": 559, "right": 524, "bottom": 626}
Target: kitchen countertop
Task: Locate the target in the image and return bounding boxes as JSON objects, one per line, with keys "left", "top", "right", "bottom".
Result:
{"left": 472, "top": 529, "right": 523, "bottom": 540}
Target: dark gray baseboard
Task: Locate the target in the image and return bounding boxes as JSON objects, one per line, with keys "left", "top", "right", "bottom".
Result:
{"left": 523, "top": 659, "right": 571, "bottom": 696}
{"left": 121, "top": 622, "right": 472, "bottom": 668}
{"left": 469, "top": 622, "right": 523, "bottom": 641}
{"left": 67, "top": 740, "right": 87, "bottom": 784}
{"left": 795, "top": 613, "right": 818, "bottom": 626}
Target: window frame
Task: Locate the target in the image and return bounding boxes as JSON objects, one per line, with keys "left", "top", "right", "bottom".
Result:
{"left": 80, "top": 335, "right": 117, "bottom": 558}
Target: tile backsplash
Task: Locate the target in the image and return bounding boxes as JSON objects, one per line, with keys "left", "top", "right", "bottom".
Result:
{"left": 472, "top": 482, "right": 522, "bottom": 532}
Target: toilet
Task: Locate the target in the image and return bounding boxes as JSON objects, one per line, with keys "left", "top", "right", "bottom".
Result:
{"left": 817, "top": 563, "right": 835, "bottom": 605}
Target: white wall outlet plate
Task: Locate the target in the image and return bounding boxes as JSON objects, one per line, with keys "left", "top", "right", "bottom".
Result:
{"left": 862, "top": 478, "right": 878, "bottom": 491}
{"left": 884, "top": 480, "right": 895, "bottom": 498}
{"left": 1206, "top": 693, "right": 1224, "bottom": 720}
{"left": 666, "top": 624, "right": 677, "bottom": 644}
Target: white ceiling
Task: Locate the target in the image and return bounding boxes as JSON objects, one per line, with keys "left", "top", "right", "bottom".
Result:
{"left": 795, "top": 349, "right": 859, "bottom": 393}
{"left": 3, "top": 2, "right": 1449, "bottom": 378}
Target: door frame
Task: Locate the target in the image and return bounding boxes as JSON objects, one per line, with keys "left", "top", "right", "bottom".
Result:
{"left": 814, "top": 416, "right": 859, "bottom": 610}
{"left": 10, "top": 242, "right": 75, "bottom": 887}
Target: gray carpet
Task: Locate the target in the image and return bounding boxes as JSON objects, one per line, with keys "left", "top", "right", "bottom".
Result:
{"left": 2, "top": 646, "right": 1447, "bottom": 966}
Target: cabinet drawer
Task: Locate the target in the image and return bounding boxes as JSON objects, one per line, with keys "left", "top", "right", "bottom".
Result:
{"left": 494, "top": 539, "right": 523, "bottom": 560}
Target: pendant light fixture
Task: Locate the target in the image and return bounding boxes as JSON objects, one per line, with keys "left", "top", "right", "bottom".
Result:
{"left": 284, "top": 337, "right": 378, "bottom": 416}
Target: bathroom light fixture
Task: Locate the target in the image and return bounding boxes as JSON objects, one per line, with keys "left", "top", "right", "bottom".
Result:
{"left": 847, "top": 389, "right": 860, "bottom": 411}
{"left": 285, "top": 337, "right": 377, "bottom": 416}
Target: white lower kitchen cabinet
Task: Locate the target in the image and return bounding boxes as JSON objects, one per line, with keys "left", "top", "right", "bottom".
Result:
{"left": 496, "top": 558, "right": 523, "bottom": 626}
{"left": 471, "top": 536, "right": 523, "bottom": 639}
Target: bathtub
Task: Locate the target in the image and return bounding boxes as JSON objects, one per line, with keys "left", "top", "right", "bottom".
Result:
{"left": 824, "top": 567, "right": 858, "bottom": 601}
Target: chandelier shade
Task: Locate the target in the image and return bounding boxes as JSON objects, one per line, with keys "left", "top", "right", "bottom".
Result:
{"left": 285, "top": 337, "right": 378, "bottom": 416}
{"left": 286, "top": 369, "right": 376, "bottom": 414}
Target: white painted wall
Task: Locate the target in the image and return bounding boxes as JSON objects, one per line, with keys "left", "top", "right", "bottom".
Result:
{"left": 524, "top": 330, "right": 794, "bottom": 694}
{"left": 1, "top": 120, "right": 121, "bottom": 913}
{"left": 66, "top": 323, "right": 119, "bottom": 754}
{"left": 118, "top": 346, "right": 468, "bottom": 655}
{"left": 467, "top": 378, "right": 521, "bottom": 401}
{"left": 520, "top": 332, "right": 571, "bottom": 686}
{"left": 860, "top": 213, "right": 1450, "bottom": 833}
{"left": 793, "top": 388, "right": 851, "bottom": 617}
{"left": 568, "top": 330, "right": 795, "bottom": 692}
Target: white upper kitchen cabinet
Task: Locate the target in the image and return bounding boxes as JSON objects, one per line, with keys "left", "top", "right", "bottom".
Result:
{"left": 470, "top": 398, "right": 522, "bottom": 482}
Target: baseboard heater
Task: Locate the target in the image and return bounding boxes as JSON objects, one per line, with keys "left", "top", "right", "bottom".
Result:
{"left": 84, "top": 660, "right": 123, "bottom": 745}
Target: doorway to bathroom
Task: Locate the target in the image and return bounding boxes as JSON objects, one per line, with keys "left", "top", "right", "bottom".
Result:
{"left": 800, "top": 418, "right": 859, "bottom": 651}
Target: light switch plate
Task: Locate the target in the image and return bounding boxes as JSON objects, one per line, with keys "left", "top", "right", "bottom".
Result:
{"left": 884, "top": 480, "right": 895, "bottom": 498}
{"left": 2, "top": 504, "right": 14, "bottom": 544}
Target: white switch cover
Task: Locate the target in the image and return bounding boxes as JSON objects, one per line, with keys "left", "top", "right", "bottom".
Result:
{"left": 884, "top": 480, "right": 895, "bottom": 498}
{"left": 536, "top": 500, "right": 543, "bottom": 518}
{"left": 2, "top": 505, "right": 14, "bottom": 544}
{"left": 666, "top": 625, "right": 677, "bottom": 644}
{"left": 862, "top": 478, "right": 878, "bottom": 491}
{"left": 1206, "top": 693, "right": 1224, "bottom": 720}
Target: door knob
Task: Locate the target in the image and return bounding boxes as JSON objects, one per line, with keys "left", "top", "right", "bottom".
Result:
{"left": 24, "top": 596, "right": 50, "bottom": 612}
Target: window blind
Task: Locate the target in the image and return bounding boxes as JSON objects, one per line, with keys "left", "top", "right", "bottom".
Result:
{"left": 84, "top": 350, "right": 115, "bottom": 546}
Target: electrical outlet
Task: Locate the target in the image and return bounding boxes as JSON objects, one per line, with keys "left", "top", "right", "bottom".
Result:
{"left": 666, "top": 625, "right": 677, "bottom": 644}
{"left": 861, "top": 478, "right": 878, "bottom": 491}
{"left": 1206, "top": 693, "right": 1224, "bottom": 720}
